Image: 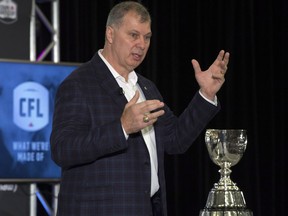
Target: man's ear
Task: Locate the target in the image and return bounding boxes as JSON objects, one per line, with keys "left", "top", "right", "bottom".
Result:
{"left": 106, "top": 26, "right": 114, "bottom": 44}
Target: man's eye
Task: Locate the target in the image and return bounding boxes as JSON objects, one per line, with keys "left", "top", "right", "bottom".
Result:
{"left": 131, "top": 33, "right": 138, "bottom": 39}
{"left": 145, "top": 35, "right": 151, "bottom": 41}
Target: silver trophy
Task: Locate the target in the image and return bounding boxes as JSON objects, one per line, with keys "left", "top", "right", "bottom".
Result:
{"left": 199, "top": 129, "right": 253, "bottom": 216}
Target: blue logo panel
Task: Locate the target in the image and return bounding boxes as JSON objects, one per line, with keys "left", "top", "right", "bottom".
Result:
{"left": 0, "top": 60, "right": 78, "bottom": 181}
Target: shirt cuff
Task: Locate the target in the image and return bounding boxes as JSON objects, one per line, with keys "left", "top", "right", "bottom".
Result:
{"left": 122, "top": 125, "right": 129, "bottom": 139}
{"left": 199, "top": 90, "right": 218, "bottom": 106}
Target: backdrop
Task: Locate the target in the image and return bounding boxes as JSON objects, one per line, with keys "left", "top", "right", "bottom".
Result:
{"left": 38, "top": 0, "right": 288, "bottom": 215}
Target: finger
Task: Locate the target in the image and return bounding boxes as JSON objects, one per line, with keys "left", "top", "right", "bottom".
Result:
{"left": 220, "top": 65, "right": 228, "bottom": 75}
{"left": 149, "top": 109, "right": 165, "bottom": 119}
{"left": 191, "top": 59, "right": 202, "bottom": 74}
{"left": 217, "top": 50, "right": 230, "bottom": 64}
{"left": 223, "top": 52, "right": 230, "bottom": 65}
{"left": 141, "top": 100, "right": 164, "bottom": 114}
{"left": 220, "top": 52, "right": 229, "bottom": 74}
{"left": 127, "top": 90, "right": 140, "bottom": 106}
{"left": 215, "top": 50, "right": 225, "bottom": 62}
{"left": 143, "top": 110, "right": 165, "bottom": 124}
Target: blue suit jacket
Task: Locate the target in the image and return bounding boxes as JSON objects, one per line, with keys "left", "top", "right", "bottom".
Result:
{"left": 50, "top": 53, "right": 220, "bottom": 216}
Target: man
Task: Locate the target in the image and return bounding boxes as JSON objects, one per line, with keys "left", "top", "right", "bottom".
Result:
{"left": 50, "top": 1, "right": 229, "bottom": 216}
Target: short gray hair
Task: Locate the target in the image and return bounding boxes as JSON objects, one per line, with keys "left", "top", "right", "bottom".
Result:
{"left": 106, "top": 1, "right": 151, "bottom": 28}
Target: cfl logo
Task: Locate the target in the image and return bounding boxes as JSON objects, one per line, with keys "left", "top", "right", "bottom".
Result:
{"left": 13, "top": 82, "right": 49, "bottom": 132}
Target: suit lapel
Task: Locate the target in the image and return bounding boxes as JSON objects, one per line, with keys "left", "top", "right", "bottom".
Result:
{"left": 137, "top": 78, "right": 154, "bottom": 100}
{"left": 90, "top": 53, "right": 128, "bottom": 109}
{"left": 101, "top": 77, "right": 128, "bottom": 108}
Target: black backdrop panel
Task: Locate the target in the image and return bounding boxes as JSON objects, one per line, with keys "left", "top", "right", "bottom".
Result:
{"left": 0, "top": 0, "right": 32, "bottom": 60}
{"left": 0, "top": 184, "right": 30, "bottom": 216}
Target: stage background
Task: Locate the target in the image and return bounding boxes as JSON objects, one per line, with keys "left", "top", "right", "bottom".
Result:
{"left": 0, "top": 0, "right": 32, "bottom": 60}
{"left": 36, "top": 0, "right": 287, "bottom": 215}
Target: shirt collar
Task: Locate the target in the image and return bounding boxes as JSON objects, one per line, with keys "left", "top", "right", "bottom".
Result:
{"left": 98, "top": 49, "right": 138, "bottom": 85}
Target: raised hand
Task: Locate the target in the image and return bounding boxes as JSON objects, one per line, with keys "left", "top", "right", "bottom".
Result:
{"left": 192, "top": 50, "right": 230, "bottom": 101}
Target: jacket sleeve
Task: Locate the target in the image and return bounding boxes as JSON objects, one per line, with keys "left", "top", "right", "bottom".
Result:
{"left": 158, "top": 91, "right": 221, "bottom": 154}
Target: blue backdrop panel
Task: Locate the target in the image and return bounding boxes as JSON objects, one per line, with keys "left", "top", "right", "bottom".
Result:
{"left": 0, "top": 59, "right": 79, "bottom": 182}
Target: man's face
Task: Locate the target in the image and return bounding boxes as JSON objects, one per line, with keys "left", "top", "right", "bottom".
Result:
{"left": 108, "top": 11, "right": 152, "bottom": 74}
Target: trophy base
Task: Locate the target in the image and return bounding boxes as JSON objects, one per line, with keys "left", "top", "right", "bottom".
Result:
{"left": 199, "top": 208, "right": 253, "bottom": 216}
{"left": 199, "top": 185, "right": 253, "bottom": 216}
{"left": 205, "top": 189, "right": 247, "bottom": 208}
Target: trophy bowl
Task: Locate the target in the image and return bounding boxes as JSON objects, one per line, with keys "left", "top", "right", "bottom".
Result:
{"left": 205, "top": 129, "right": 247, "bottom": 170}
{"left": 199, "top": 129, "right": 253, "bottom": 216}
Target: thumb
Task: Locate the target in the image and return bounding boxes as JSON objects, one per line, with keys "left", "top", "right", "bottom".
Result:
{"left": 191, "top": 59, "right": 202, "bottom": 74}
{"left": 127, "top": 90, "right": 140, "bottom": 106}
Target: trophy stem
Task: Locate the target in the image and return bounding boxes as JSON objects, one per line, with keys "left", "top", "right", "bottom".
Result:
{"left": 216, "top": 162, "right": 238, "bottom": 191}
